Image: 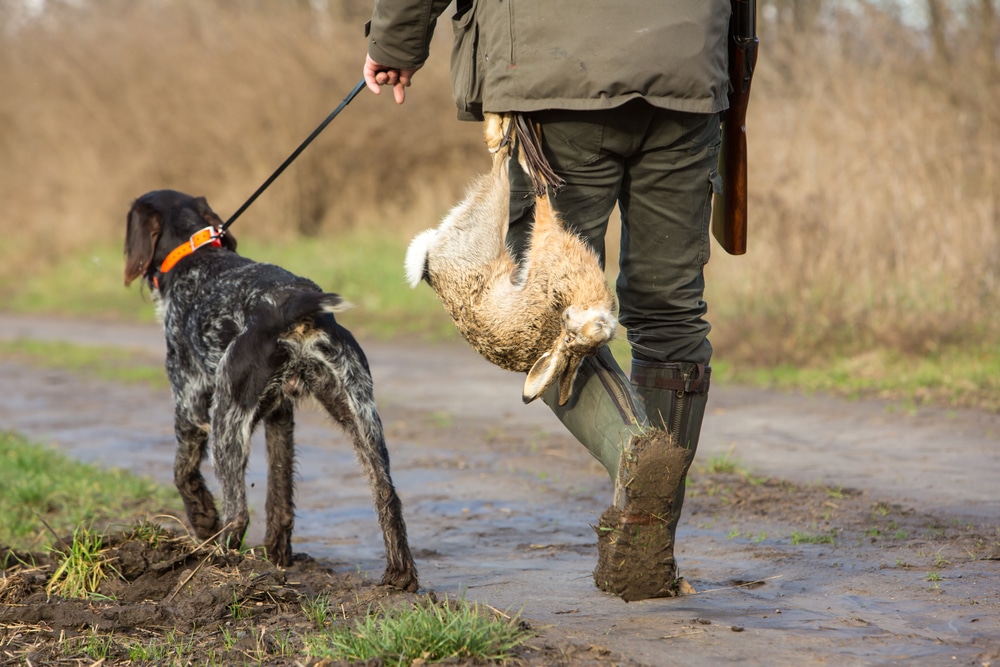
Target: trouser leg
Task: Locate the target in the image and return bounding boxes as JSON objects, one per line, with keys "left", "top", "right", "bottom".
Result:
{"left": 507, "top": 104, "right": 720, "bottom": 600}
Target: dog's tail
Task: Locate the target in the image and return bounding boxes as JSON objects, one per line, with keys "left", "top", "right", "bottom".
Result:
{"left": 223, "top": 291, "right": 352, "bottom": 408}
{"left": 271, "top": 292, "right": 353, "bottom": 344}
{"left": 279, "top": 291, "right": 352, "bottom": 324}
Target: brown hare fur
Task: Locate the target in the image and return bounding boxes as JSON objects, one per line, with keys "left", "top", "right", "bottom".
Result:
{"left": 404, "top": 113, "right": 617, "bottom": 405}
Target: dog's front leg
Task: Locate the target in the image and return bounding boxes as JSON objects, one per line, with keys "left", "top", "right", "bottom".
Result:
{"left": 173, "top": 405, "right": 221, "bottom": 539}
{"left": 263, "top": 399, "right": 296, "bottom": 566}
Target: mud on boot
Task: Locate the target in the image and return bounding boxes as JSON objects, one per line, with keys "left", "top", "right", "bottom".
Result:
{"left": 593, "top": 428, "right": 696, "bottom": 601}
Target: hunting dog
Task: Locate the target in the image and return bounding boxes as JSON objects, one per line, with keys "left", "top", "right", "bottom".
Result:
{"left": 123, "top": 190, "right": 417, "bottom": 590}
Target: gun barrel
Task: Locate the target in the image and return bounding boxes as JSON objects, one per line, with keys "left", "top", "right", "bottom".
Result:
{"left": 712, "top": 0, "right": 759, "bottom": 256}
{"left": 734, "top": 0, "right": 756, "bottom": 41}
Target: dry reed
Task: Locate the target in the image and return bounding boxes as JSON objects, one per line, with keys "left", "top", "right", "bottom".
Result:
{"left": 1, "top": 1, "right": 996, "bottom": 363}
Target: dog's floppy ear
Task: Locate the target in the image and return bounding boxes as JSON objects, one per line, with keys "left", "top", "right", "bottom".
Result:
{"left": 193, "top": 196, "right": 237, "bottom": 252}
{"left": 124, "top": 200, "right": 162, "bottom": 286}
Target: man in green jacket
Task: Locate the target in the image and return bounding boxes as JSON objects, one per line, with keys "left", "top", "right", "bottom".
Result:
{"left": 364, "top": 0, "right": 730, "bottom": 601}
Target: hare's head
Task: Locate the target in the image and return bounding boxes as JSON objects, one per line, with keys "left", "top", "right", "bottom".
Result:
{"left": 561, "top": 305, "right": 617, "bottom": 355}
{"left": 521, "top": 306, "right": 618, "bottom": 406}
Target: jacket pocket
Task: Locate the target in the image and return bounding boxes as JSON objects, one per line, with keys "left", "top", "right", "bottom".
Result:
{"left": 450, "top": 0, "right": 484, "bottom": 120}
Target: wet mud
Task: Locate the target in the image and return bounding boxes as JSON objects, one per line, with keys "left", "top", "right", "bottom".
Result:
{"left": 1, "top": 313, "right": 999, "bottom": 666}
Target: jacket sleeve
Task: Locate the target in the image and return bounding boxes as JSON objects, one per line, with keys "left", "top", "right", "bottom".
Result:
{"left": 367, "top": 0, "right": 453, "bottom": 69}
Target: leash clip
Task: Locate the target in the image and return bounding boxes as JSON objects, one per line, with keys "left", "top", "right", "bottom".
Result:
{"left": 189, "top": 226, "right": 224, "bottom": 250}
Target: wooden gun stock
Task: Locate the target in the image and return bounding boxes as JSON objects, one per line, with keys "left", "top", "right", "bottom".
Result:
{"left": 712, "top": 17, "right": 758, "bottom": 256}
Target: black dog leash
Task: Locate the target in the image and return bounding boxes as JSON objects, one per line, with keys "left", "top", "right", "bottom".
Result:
{"left": 150, "top": 78, "right": 366, "bottom": 289}
{"left": 220, "top": 77, "right": 367, "bottom": 234}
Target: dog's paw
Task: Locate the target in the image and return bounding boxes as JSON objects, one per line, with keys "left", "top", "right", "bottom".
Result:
{"left": 380, "top": 564, "right": 419, "bottom": 592}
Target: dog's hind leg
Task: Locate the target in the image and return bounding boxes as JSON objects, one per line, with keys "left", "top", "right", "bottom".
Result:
{"left": 209, "top": 306, "right": 294, "bottom": 553}
{"left": 311, "top": 324, "right": 419, "bottom": 592}
{"left": 208, "top": 392, "right": 255, "bottom": 552}
{"left": 172, "top": 395, "right": 222, "bottom": 539}
{"left": 263, "top": 398, "right": 296, "bottom": 566}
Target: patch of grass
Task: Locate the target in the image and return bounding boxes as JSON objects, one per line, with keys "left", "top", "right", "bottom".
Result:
{"left": 790, "top": 529, "right": 838, "bottom": 545}
{"left": 70, "top": 629, "right": 116, "bottom": 663}
{"left": 124, "top": 629, "right": 197, "bottom": 665}
{"left": 0, "top": 339, "right": 167, "bottom": 387}
{"left": 304, "top": 597, "right": 531, "bottom": 666}
{"left": 711, "top": 345, "right": 1000, "bottom": 413}
{"left": 0, "top": 431, "right": 181, "bottom": 551}
{"left": 46, "top": 525, "right": 120, "bottom": 599}
{"left": 872, "top": 503, "right": 892, "bottom": 518}
{"left": 302, "top": 593, "right": 334, "bottom": 628}
{"left": 699, "top": 449, "right": 743, "bottom": 475}
{"left": 228, "top": 589, "right": 252, "bottom": 620}
{"left": 4, "top": 245, "right": 156, "bottom": 322}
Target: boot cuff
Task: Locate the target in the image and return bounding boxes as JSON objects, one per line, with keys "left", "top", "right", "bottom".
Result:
{"left": 630, "top": 360, "right": 710, "bottom": 394}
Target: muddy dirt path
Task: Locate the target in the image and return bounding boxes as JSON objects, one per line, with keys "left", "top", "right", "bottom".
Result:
{"left": 1, "top": 313, "right": 998, "bottom": 666}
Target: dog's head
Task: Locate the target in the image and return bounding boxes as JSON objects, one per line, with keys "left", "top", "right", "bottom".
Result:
{"left": 123, "top": 190, "right": 237, "bottom": 286}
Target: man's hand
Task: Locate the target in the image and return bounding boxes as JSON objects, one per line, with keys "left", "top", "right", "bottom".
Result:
{"left": 364, "top": 54, "right": 420, "bottom": 105}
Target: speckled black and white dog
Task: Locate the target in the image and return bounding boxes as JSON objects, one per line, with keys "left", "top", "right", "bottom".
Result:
{"left": 123, "top": 189, "right": 417, "bottom": 590}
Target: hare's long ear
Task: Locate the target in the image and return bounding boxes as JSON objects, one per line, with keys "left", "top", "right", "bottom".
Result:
{"left": 556, "top": 353, "right": 586, "bottom": 406}
{"left": 523, "top": 339, "right": 576, "bottom": 404}
{"left": 124, "top": 201, "right": 161, "bottom": 286}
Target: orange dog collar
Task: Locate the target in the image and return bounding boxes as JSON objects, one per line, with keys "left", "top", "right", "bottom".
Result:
{"left": 154, "top": 226, "right": 223, "bottom": 288}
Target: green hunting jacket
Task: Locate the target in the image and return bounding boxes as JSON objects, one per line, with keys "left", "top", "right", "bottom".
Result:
{"left": 367, "top": 0, "right": 731, "bottom": 120}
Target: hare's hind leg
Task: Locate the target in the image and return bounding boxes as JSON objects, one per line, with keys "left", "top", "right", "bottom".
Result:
{"left": 484, "top": 113, "right": 512, "bottom": 155}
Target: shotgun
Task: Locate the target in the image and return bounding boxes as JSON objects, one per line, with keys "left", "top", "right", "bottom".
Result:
{"left": 712, "top": 0, "right": 758, "bottom": 255}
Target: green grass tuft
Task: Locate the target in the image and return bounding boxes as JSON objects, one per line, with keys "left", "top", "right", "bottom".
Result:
{"left": 46, "top": 524, "right": 120, "bottom": 599}
{"left": 790, "top": 529, "right": 838, "bottom": 546}
{"left": 305, "top": 597, "right": 531, "bottom": 666}
{"left": 699, "top": 449, "right": 744, "bottom": 475}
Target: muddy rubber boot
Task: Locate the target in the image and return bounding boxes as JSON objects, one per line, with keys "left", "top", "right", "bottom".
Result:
{"left": 593, "top": 361, "right": 710, "bottom": 601}
{"left": 541, "top": 346, "right": 648, "bottom": 481}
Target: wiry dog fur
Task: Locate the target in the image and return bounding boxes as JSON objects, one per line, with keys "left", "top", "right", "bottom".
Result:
{"left": 123, "top": 190, "right": 417, "bottom": 590}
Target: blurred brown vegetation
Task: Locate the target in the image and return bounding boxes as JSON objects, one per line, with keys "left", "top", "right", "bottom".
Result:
{"left": 0, "top": 0, "right": 484, "bottom": 260}
{"left": 0, "top": 0, "right": 997, "bottom": 364}
{"left": 717, "top": 0, "right": 1000, "bottom": 361}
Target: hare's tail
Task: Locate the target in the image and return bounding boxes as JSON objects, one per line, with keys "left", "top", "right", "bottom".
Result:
{"left": 404, "top": 228, "right": 437, "bottom": 288}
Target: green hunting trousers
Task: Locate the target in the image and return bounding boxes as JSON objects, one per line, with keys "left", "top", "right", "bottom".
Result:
{"left": 507, "top": 101, "right": 721, "bottom": 366}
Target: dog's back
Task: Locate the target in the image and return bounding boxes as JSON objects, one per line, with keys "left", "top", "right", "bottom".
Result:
{"left": 156, "top": 251, "right": 348, "bottom": 389}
